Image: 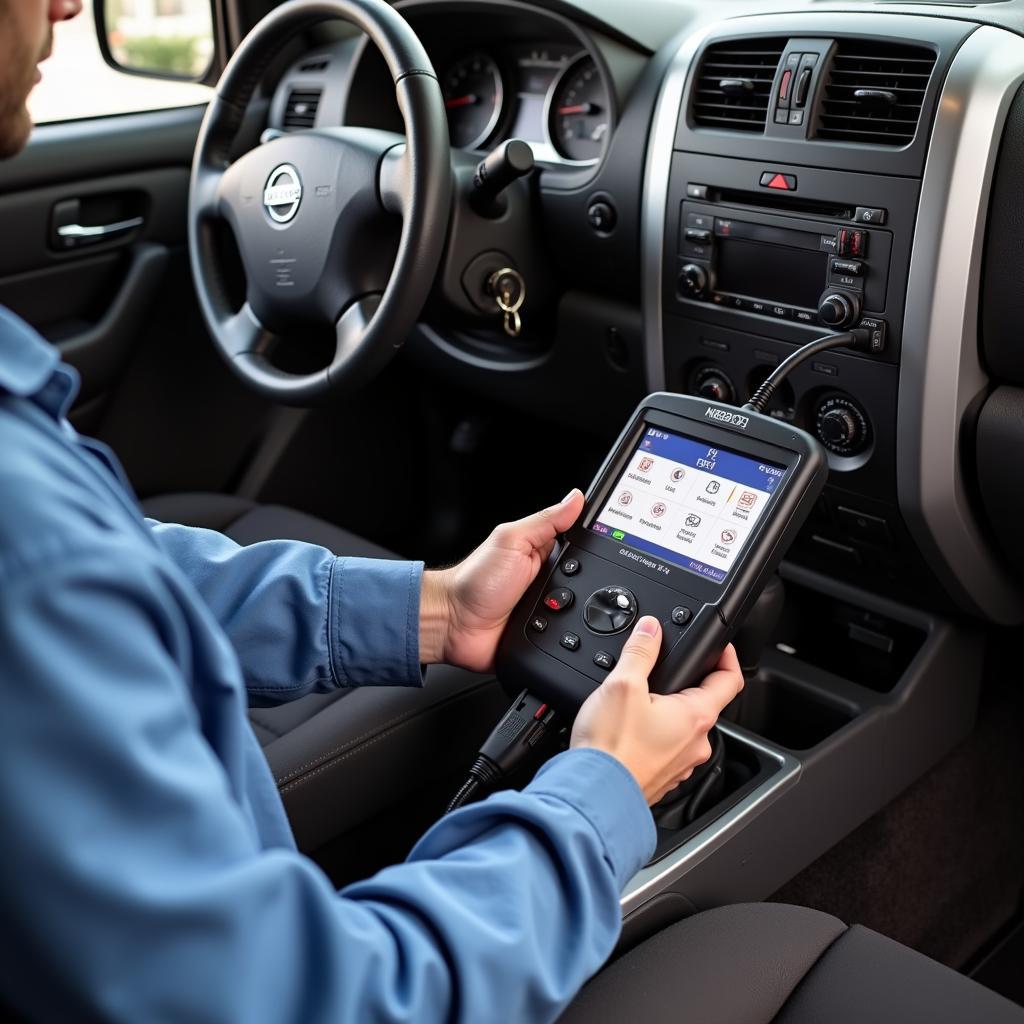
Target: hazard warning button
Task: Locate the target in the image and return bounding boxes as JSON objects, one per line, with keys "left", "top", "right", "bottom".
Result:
{"left": 759, "top": 171, "right": 796, "bottom": 191}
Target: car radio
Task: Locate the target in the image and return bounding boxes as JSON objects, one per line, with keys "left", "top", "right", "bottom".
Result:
{"left": 496, "top": 391, "right": 828, "bottom": 710}
{"left": 676, "top": 194, "right": 889, "bottom": 347}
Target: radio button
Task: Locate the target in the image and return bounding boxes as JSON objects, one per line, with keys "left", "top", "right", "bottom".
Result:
{"left": 837, "top": 227, "right": 867, "bottom": 257}
{"left": 749, "top": 300, "right": 768, "bottom": 315}
{"left": 854, "top": 207, "right": 887, "bottom": 225}
{"left": 677, "top": 263, "right": 709, "bottom": 298}
{"left": 831, "top": 259, "right": 864, "bottom": 276}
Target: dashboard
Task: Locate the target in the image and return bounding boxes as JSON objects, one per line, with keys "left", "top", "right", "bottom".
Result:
{"left": 257, "top": 0, "right": 1024, "bottom": 626}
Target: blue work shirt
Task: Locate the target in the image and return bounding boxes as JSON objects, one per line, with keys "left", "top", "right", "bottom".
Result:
{"left": 0, "top": 306, "right": 656, "bottom": 1023}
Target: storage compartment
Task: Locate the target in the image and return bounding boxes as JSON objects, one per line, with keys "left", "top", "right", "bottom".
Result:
{"left": 732, "top": 676, "right": 855, "bottom": 750}
{"left": 770, "top": 581, "right": 927, "bottom": 692}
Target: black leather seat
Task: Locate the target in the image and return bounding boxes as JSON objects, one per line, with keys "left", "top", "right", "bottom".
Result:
{"left": 560, "top": 902, "right": 1024, "bottom": 1023}
{"left": 141, "top": 493, "right": 506, "bottom": 852}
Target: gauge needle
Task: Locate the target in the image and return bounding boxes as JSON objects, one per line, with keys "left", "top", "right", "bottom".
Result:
{"left": 558, "top": 102, "right": 600, "bottom": 116}
{"left": 444, "top": 94, "right": 479, "bottom": 109}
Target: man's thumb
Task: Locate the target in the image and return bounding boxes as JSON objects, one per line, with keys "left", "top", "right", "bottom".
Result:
{"left": 615, "top": 616, "right": 662, "bottom": 678}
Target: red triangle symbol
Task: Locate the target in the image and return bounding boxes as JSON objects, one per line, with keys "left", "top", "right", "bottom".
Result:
{"left": 767, "top": 173, "right": 790, "bottom": 190}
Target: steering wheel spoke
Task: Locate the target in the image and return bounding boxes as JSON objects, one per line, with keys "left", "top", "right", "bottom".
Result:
{"left": 221, "top": 302, "right": 277, "bottom": 358}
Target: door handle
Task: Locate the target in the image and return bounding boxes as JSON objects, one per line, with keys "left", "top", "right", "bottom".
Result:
{"left": 51, "top": 196, "right": 145, "bottom": 251}
{"left": 57, "top": 216, "right": 144, "bottom": 243}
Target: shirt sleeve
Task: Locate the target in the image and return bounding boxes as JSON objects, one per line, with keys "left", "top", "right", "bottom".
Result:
{"left": 146, "top": 518, "right": 425, "bottom": 698}
{"left": 0, "top": 542, "right": 656, "bottom": 1024}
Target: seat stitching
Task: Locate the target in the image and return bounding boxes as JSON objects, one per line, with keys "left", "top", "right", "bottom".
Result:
{"left": 274, "top": 678, "right": 495, "bottom": 786}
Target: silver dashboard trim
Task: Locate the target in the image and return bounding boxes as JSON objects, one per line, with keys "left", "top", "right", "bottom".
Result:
{"left": 898, "top": 25, "right": 1024, "bottom": 623}
{"left": 640, "top": 23, "right": 713, "bottom": 393}
{"left": 620, "top": 721, "right": 801, "bottom": 917}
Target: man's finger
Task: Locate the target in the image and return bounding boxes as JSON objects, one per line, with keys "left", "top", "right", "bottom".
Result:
{"left": 609, "top": 616, "right": 662, "bottom": 686}
{"left": 695, "top": 644, "right": 744, "bottom": 712}
{"left": 509, "top": 488, "right": 585, "bottom": 549}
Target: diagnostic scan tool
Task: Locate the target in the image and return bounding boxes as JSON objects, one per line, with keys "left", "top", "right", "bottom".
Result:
{"left": 497, "top": 392, "right": 828, "bottom": 710}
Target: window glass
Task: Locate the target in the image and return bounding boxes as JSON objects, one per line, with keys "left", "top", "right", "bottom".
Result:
{"left": 27, "top": 0, "right": 213, "bottom": 126}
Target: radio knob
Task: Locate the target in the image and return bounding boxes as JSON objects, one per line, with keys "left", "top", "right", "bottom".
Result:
{"left": 678, "top": 263, "right": 709, "bottom": 299}
{"left": 817, "top": 292, "right": 860, "bottom": 329}
{"left": 815, "top": 395, "right": 870, "bottom": 456}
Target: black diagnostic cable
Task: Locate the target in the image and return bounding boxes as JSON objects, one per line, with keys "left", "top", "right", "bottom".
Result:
{"left": 744, "top": 329, "right": 875, "bottom": 414}
{"left": 446, "top": 690, "right": 556, "bottom": 813}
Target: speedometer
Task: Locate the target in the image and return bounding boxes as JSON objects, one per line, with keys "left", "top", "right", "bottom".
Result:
{"left": 548, "top": 55, "right": 611, "bottom": 162}
{"left": 442, "top": 52, "right": 504, "bottom": 151}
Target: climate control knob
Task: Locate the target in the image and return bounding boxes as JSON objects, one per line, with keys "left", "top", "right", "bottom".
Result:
{"left": 692, "top": 365, "right": 736, "bottom": 405}
{"left": 814, "top": 395, "right": 870, "bottom": 456}
{"left": 817, "top": 291, "right": 861, "bottom": 329}
{"left": 678, "top": 263, "right": 709, "bottom": 299}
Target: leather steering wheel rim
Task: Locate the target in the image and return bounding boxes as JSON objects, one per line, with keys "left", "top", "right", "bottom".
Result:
{"left": 188, "top": 0, "right": 451, "bottom": 404}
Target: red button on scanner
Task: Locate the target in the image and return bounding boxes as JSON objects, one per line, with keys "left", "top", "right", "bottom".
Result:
{"left": 544, "top": 588, "right": 575, "bottom": 612}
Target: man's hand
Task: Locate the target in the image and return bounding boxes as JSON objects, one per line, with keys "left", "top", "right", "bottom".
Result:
{"left": 571, "top": 617, "right": 744, "bottom": 805}
{"left": 419, "top": 489, "right": 586, "bottom": 672}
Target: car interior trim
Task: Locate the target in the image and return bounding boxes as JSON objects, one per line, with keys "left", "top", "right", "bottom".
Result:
{"left": 898, "top": 24, "right": 1024, "bottom": 623}
{"left": 620, "top": 720, "right": 801, "bottom": 917}
{"left": 641, "top": 22, "right": 712, "bottom": 394}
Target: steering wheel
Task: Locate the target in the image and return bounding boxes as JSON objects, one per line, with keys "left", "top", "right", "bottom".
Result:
{"left": 188, "top": 0, "right": 451, "bottom": 404}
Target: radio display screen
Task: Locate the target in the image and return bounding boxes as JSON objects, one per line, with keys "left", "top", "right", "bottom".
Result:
{"left": 716, "top": 237, "right": 827, "bottom": 310}
{"left": 590, "top": 426, "right": 789, "bottom": 585}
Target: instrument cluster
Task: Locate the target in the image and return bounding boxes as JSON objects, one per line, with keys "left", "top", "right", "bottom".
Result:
{"left": 439, "top": 44, "right": 613, "bottom": 164}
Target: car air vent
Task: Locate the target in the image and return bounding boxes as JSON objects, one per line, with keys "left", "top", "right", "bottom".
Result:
{"left": 692, "top": 38, "right": 786, "bottom": 133}
{"left": 816, "top": 41, "right": 937, "bottom": 146}
{"left": 299, "top": 58, "right": 330, "bottom": 73}
{"left": 283, "top": 88, "right": 321, "bottom": 130}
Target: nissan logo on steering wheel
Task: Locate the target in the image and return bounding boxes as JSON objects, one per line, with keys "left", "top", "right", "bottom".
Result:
{"left": 263, "top": 164, "right": 302, "bottom": 223}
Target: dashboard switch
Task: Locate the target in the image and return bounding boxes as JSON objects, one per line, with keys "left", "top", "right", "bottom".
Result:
{"left": 759, "top": 172, "right": 796, "bottom": 191}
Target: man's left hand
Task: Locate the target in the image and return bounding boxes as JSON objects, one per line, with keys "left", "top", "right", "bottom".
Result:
{"left": 419, "top": 490, "right": 586, "bottom": 672}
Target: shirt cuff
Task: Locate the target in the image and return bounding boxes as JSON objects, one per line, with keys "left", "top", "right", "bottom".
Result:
{"left": 526, "top": 748, "right": 656, "bottom": 889}
{"left": 328, "top": 557, "right": 426, "bottom": 688}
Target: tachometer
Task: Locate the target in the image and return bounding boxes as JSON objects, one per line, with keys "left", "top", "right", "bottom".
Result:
{"left": 548, "top": 55, "right": 611, "bottom": 162}
{"left": 442, "top": 52, "right": 504, "bottom": 151}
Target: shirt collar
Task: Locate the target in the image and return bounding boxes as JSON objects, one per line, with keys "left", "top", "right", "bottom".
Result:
{"left": 0, "top": 305, "right": 79, "bottom": 419}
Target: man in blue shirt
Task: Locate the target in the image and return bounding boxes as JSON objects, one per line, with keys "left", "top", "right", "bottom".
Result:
{"left": 0, "top": 2, "right": 744, "bottom": 1020}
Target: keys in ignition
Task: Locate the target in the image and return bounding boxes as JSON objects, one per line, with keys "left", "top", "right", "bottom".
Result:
{"left": 486, "top": 266, "right": 526, "bottom": 337}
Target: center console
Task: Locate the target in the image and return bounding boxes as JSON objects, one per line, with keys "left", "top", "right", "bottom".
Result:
{"left": 619, "top": 8, "right": 1024, "bottom": 936}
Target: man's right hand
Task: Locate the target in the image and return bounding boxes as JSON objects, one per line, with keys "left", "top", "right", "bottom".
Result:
{"left": 570, "top": 617, "right": 744, "bottom": 805}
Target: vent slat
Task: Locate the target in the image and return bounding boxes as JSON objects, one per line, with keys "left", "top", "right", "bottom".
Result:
{"left": 692, "top": 37, "right": 786, "bottom": 134}
{"left": 814, "top": 41, "right": 936, "bottom": 147}
{"left": 283, "top": 88, "right": 321, "bottom": 131}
